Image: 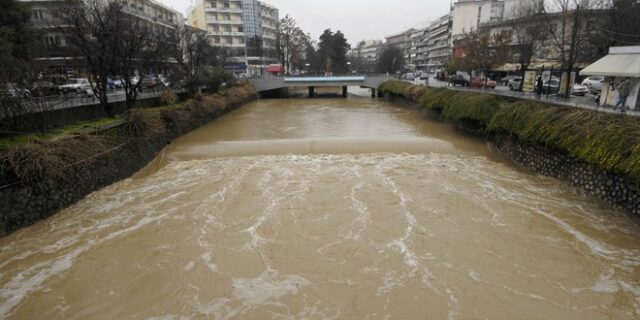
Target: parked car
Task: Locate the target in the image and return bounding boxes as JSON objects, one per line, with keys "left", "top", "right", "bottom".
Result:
{"left": 571, "top": 83, "right": 589, "bottom": 96}
{"left": 508, "top": 77, "right": 522, "bottom": 90}
{"left": 159, "top": 74, "right": 171, "bottom": 87}
{"left": 470, "top": 77, "right": 497, "bottom": 89}
{"left": 139, "top": 76, "right": 161, "bottom": 91}
{"left": 59, "top": 78, "right": 92, "bottom": 95}
{"left": 581, "top": 76, "right": 604, "bottom": 93}
{"left": 500, "top": 75, "right": 520, "bottom": 86}
{"left": 112, "top": 79, "right": 123, "bottom": 89}
{"left": 31, "top": 81, "right": 60, "bottom": 97}
{"left": 1, "top": 83, "right": 31, "bottom": 99}
{"left": 542, "top": 79, "right": 560, "bottom": 93}
{"left": 450, "top": 75, "right": 469, "bottom": 87}
{"left": 402, "top": 73, "right": 415, "bottom": 81}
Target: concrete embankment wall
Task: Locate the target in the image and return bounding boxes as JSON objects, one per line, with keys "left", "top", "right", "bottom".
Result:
{"left": 379, "top": 81, "right": 640, "bottom": 217}
{"left": 0, "top": 85, "right": 256, "bottom": 237}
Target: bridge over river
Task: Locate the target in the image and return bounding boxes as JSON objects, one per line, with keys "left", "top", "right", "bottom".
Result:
{"left": 251, "top": 75, "right": 389, "bottom": 97}
{"left": 1, "top": 92, "right": 639, "bottom": 319}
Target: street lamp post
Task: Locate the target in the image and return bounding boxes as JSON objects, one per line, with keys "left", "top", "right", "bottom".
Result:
{"left": 347, "top": 62, "right": 351, "bottom": 75}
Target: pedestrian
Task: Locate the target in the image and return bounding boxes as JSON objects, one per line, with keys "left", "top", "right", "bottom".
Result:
{"left": 613, "top": 78, "right": 631, "bottom": 113}
{"left": 536, "top": 76, "right": 543, "bottom": 95}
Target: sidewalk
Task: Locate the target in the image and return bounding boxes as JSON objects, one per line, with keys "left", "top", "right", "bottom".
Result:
{"left": 411, "top": 77, "right": 640, "bottom": 118}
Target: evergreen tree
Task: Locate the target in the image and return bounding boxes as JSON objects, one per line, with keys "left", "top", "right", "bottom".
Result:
{"left": 376, "top": 45, "right": 404, "bottom": 74}
{"left": 317, "top": 29, "right": 351, "bottom": 74}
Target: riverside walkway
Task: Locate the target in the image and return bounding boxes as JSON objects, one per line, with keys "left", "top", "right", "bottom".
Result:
{"left": 417, "top": 77, "right": 640, "bottom": 117}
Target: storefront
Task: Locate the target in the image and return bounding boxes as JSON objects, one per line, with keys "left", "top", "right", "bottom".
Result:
{"left": 581, "top": 46, "right": 640, "bottom": 110}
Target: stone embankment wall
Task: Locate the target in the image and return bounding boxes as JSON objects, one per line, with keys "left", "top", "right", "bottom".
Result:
{"left": 0, "top": 85, "right": 256, "bottom": 237}
{"left": 378, "top": 80, "right": 640, "bottom": 217}
{"left": 493, "top": 136, "right": 639, "bottom": 216}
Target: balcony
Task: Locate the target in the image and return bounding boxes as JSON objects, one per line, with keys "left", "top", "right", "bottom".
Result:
{"left": 206, "top": 7, "right": 243, "bottom": 13}
{"left": 206, "top": 19, "right": 244, "bottom": 25}
{"left": 209, "top": 31, "right": 245, "bottom": 37}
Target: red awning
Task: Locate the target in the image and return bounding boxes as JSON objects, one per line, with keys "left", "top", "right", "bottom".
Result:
{"left": 266, "top": 65, "right": 284, "bottom": 73}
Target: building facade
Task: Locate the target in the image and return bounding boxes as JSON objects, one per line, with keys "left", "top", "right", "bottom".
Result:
{"left": 20, "top": 0, "right": 184, "bottom": 74}
{"left": 425, "top": 13, "right": 453, "bottom": 72}
{"left": 451, "top": 0, "right": 530, "bottom": 40}
{"left": 187, "top": 0, "right": 279, "bottom": 75}
{"left": 408, "top": 27, "right": 428, "bottom": 70}
{"left": 385, "top": 29, "right": 413, "bottom": 68}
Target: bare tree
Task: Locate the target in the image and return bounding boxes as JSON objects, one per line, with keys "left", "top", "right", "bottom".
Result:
{"left": 459, "top": 30, "right": 511, "bottom": 84}
{"left": 169, "top": 26, "right": 209, "bottom": 96}
{"left": 59, "top": 0, "right": 119, "bottom": 116}
{"left": 543, "top": 0, "right": 605, "bottom": 97}
{"left": 277, "top": 15, "right": 309, "bottom": 73}
{"left": 111, "top": 11, "right": 173, "bottom": 109}
{"left": 505, "top": 0, "right": 548, "bottom": 90}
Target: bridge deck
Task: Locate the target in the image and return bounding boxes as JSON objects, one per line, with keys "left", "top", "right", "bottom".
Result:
{"left": 251, "top": 75, "right": 389, "bottom": 92}
{"left": 284, "top": 76, "right": 366, "bottom": 83}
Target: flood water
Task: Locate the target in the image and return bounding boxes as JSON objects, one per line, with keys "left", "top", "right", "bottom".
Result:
{"left": 2, "top": 91, "right": 640, "bottom": 319}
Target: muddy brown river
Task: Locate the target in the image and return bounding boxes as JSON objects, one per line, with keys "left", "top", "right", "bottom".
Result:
{"left": 2, "top": 92, "right": 640, "bottom": 319}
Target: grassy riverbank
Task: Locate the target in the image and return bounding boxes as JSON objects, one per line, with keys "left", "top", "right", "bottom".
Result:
{"left": 0, "top": 83, "right": 256, "bottom": 188}
{"left": 379, "top": 80, "right": 640, "bottom": 184}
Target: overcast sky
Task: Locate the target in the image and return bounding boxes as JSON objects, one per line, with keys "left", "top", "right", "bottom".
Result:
{"left": 162, "top": 0, "right": 452, "bottom": 44}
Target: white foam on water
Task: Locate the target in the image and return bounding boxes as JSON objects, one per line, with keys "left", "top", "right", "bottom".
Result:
{"left": 0, "top": 177, "right": 187, "bottom": 317}
{"left": 232, "top": 269, "right": 310, "bottom": 306}
{"left": 200, "top": 252, "right": 218, "bottom": 273}
{"left": 591, "top": 268, "right": 620, "bottom": 293}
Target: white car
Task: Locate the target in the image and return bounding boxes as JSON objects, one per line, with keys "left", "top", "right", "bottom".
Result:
{"left": 571, "top": 83, "right": 589, "bottom": 96}
{"left": 581, "top": 76, "right": 604, "bottom": 93}
{"left": 508, "top": 77, "right": 522, "bottom": 90}
{"left": 59, "top": 78, "right": 92, "bottom": 95}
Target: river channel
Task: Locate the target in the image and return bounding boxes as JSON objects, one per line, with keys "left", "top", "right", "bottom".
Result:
{"left": 1, "top": 91, "right": 640, "bottom": 319}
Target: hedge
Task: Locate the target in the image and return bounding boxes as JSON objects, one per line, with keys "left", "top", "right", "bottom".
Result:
{"left": 489, "top": 101, "right": 640, "bottom": 181}
{"left": 379, "top": 79, "right": 640, "bottom": 182}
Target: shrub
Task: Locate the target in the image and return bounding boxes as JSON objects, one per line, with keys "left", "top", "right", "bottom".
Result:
{"left": 160, "top": 89, "right": 178, "bottom": 105}
{"left": 489, "top": 101, "right": 640, "bottom": 182}
{"left": 0, "top": 135, "right": 111, "bottom": 185}
{"left": 378, "top": 80, "right": 412, "bottom": 97}
{"left": 123, "top": 108, "right": 165, "bottom": 138}
{"left": 405, "top": 85, "right": 427, "bottom": 101}
{"left": 442, "top": 93, "right": 501, "bottom": 129}
{"left": 418, "top": 88, "right": 460, "bottom": 111}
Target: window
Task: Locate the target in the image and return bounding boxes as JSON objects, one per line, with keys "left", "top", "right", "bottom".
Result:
{"left": 225, "top": 26, "right": 231, "bottom": 32}
{"left": 237, "top": 26, "right": 243, "bottom": 32}
{"left": 223, "top": 14, "right": 230, "bottom": 20}
{"left": 213, "top": 25, "right": 219, "bottom": 31}
{"left": 214, "top": 37, "right": 221, "bottom": 43}
{"left": 225, "top": 37, "right": 232, "bottom": 44}
{"left": 223, "top": 2, "right": 229, "bottom": 8}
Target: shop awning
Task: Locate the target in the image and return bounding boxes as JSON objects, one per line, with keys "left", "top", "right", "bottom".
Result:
{"left": 581, "top": 46, "right": 640, "bottom": 78}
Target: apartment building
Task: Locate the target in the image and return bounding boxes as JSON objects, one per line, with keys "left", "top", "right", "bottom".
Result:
{"left": 425, "top": 13, "right": 452, "bottom": 72}
{"left": 20, "top": 0, "right": 183, "bottom": 72}
{"left": 408, "top": 27, "right": 429, "bottom": 70}
{"left": 187, "top": 0, "right": 279, "bottom": 75}
{"left": 385, "top": 29, "right": 413, "bottom": 68}
{"left": 452, "top": 0, "right": 531, "bottom": 39}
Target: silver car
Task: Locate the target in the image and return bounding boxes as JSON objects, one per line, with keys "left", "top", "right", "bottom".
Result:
{"left": 581, "top": 76, "right": 604, "bottom": 93}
